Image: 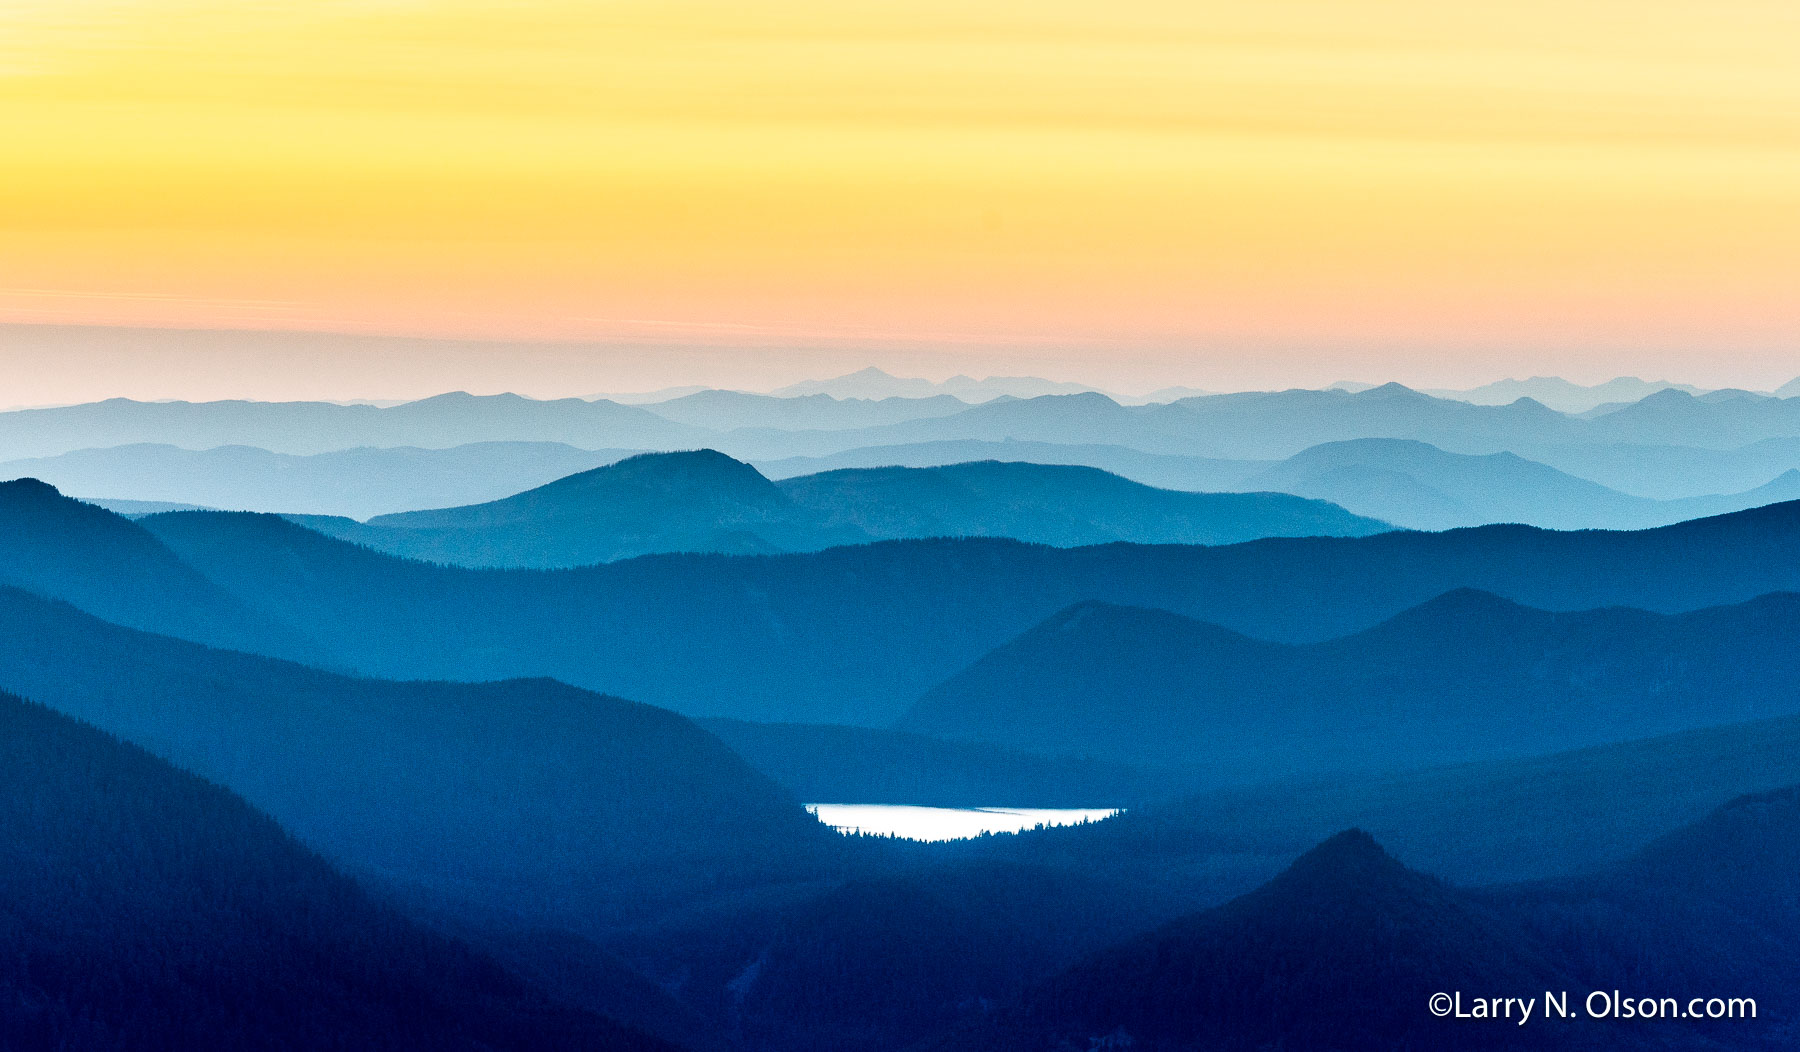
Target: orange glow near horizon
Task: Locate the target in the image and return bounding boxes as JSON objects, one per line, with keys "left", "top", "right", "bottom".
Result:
{"left": 2, "top": 1, "right": 1798, "bottom": 390}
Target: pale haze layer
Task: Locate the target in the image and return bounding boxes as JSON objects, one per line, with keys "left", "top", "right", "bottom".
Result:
{"left": 6, "top": 323, "right": 1796, "bottom": 407}
{"left": 2, "top": 1, "right": 1798, "bottom": 401}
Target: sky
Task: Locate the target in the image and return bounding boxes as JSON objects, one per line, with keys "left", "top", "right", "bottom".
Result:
{"left": 2, "top": 0, "right": 1798, "bottom": 402}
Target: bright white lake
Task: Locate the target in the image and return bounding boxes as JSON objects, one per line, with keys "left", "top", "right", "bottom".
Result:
{"left": 806, "top": 803, "right": 1120, "bottom": 841}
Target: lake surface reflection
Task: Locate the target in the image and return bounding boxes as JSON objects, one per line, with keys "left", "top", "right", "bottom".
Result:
{"left": 806, "top": 803, "right": 1120, "bottom": 841}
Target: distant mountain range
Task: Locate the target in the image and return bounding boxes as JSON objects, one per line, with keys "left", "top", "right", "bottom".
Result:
{"left": 770, "top": 367, "right": 1104, "bottom": 402}
{"left": 1526, "top": 436, "right": 1800, "bottom": 501}
{"left": 292, "top": 451, "right": 1387, "bottom": 568}
{"left": 770, "top": 383, "right": 1800, "bottom": 461}
{"left": 0, "top": 391, "right": 702, "bottom": 460}
{"left": 1239, "top": 437, "right": 1800, "bottom": 530}
{"left": 900, "top": 591, "right": 1800, "bottom": 773}
{"left": 604, "top": 370, "right": 1797, "bottom": 410}
{"left": 775, "top": 459, "right": 1381, "bottom": 546}
{"left": 0, "top": 688, "right": 670, "bottom": 1051}
{"left": 13, "top": 383, "right": 1800, "bottom": 508}
{"left": 1421, "top": 375, "right": 1706, "bottom": 413}
{"left": 84, "top": 496, "right": 213, "bottom": 515}
{"left": 765, "top": 434, "right": 1800, "bottom": 519}
{"left": 771, "top": 436, "right": 1800, "bottom": 512}
{"left": 19, "top": 433, "right": 1800, "bottom": 529}
{"left": 0, "top": 441, "right": 636, "bottom": 519}
{"left": 0, "top": 435, "right": 1275, "bottom": 524}
{"left": 17, "top": 382, "right": 1800, "bottom": 470}
{"left": 293, "top": 449, "right": 857, "bottom": 566}
{"left": 686, "top": 383, "right": 1800, "bottom": 465}
{"left": 1572, "top": 385, "right": 1800, "bottom": 448}
{"left": 696, "top": 368, "right": 1781, "bottom": 413}
{"left": 638, "top": 388, "right": 975, "bottom": 430}
{"left": 756, "top": 439, "right": 1268, "bottom": 490}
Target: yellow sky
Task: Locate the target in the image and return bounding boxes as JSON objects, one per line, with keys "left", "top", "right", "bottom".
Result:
{"left": 2, "top": 0, "right": 1797, "bottom": 390}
